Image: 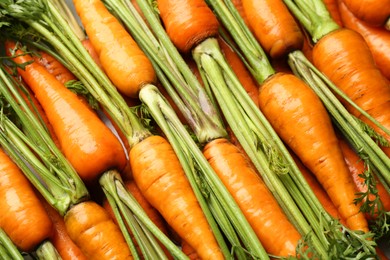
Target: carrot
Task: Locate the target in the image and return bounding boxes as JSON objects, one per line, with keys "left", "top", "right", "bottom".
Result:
{"left": 72, "top": 0, "right": 156, "bottom": 98}
{"left": 258, "top": 72, "right": 369, "bottom": 232}
{"left": 338, "top": 138, "right": 390, "bottom": 213}
{"left": 338, "top": 0, "right": 390, "bottom": 80}
{"left": 341, "top": 0, "right": 390, "bottom": 27}
{"left": 241, "top": 0, "right": 304, "bottom": 58}
{"left": 130, "top": 135, "right": 224, "bottom": 260}
{"left": 81, "top": 38, "right": 103, "bottom": 69}
{"left": 323, "top": 0, "right": 343, "bottom": 27}
{"left": 42, "top": 201, "right": 87, "bottom": 260}
{"left": 231, "top": 0, "right": 250, "bottom": 26}
{"left": 0, "top": 148, "right": 53, "bottom": 252}
{"left": 218, "top": 37, "right": 259, "bottom": 105}
{"left": 311, "top": 28, "right": 390, "bottom": 157}
{"left": 156, "top": 0, "right": 220, "bottom": 53}
{"left": 203, "top": 137, "right": 301, "bottom": 257}
{"left": 33, "top": 50, "right": 77, "bottom": 84}
{"left": 64, "top": 201, "right": 132, "bottom": 259}
{"left": 5, "top": 41, "right": 127, "bottom": 182}
{"left": 181, "top": 240, "right": 200, "bottom": 260}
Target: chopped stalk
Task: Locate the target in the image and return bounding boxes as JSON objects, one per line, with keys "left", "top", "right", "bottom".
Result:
{"left": 36, "top": 241, "right": 62, "bottom": 260}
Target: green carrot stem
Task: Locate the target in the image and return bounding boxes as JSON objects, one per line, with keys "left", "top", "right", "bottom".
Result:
{"left": 0, "top": 229, "right": 23, "bottom": 260}
{"left": 139, "top": 84, "right": 268, "bottom": 259}
{"left": 282, "top": 0, "right": 340, "bottom": 42}
{"left": 35, "top": 241, "right": 62, "bottom": 260}
{"left": 99, "top": 170, "right": 189, "bottom": 260}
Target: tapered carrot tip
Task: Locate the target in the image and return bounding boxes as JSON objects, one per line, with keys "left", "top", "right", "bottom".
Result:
{"left": 64, "top": 201, "right": 132, "bottom": 260}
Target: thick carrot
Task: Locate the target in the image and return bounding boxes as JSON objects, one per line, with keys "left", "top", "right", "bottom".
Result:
{"left": 6, "top": 41, "right": 127, "bottom": 182}
{"left": 33, "top": 51, "right": 77, "bottom": 84}
{"left": 42, "top": 201, "right": 87, "bottom": 260}
{"left": 338, "top": 0, "right": 390, "bottom": 80}
{"left": 64, "top": 201, "right": 132, "bottom": 259}
{"left": 218, "top": 37, "right": 259, "bottom": 105}
{"left": 311, "top": 28, "right": 390, "bottom": 157}
{"left": 241, "top": 0, "right": 304, "bottom": 58}
{"left": 203, "top": 138, "right": 301, "bottom": 257}
{"left": 338, "top": 138, "right": 390, "bottom": 213}
{"left": 323, "top": 0, "right": 343, "bottom": 27}
{"left": 0, "top": 148, "right": 53, "bottom": 252}
{"left": 258, "top": 72, "right": 369, "bottom": 232}
{"left": 72, "top": 0, "right": 156, "bottom": 98}
{"left": 130, "top": 135, "right": 224, "bottom": 260}
{"left": 156, "top": 0, "right": 220, "bottom": 53}
{"left": 341, "top": 0, "right": 390, "bottom": 27}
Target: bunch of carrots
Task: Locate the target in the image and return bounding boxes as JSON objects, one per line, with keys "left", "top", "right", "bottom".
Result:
{"left": 0, "top": 0, "right": 389, "bottom": 259}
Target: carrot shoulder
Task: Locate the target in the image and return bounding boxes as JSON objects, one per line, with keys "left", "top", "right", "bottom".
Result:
{"left": 72, "top": 0, "right": 155, "bottom": 97}
{"left": 203, "top": 138, "right": 301, "bottom": 257}
{"left": 130, "top": 135, "right": 224, "bottom": 260}
{"left": 6, "top": 41, "right": 127, "bottom": 182}
{"left": 241, "top": 0, "right": 304, "bottom": 58}
{"left": 0, "top": 148, "right": 53, "bottom": 252}
{"left": 258, "top": 72, "right": 369, "bottom": 232}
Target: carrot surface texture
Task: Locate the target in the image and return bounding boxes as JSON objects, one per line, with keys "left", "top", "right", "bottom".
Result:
{"left": 341, "top": 0, "right": 390, "bottom": 28}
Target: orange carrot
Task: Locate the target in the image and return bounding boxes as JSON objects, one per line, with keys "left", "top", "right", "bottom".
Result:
{"left": 64, "top": 201, "right": 133, "bottom": 259}
{"left": 338, "top": 0, "right": 390, "bottom": 80}
{"left": 72, "top": 0, "right": 156, "bottom": 98}
{"left": 311, "top": 28, "right": 390, "bottom": 157}
{"left": 130, "top": 135, "right": 224, "bottom": 260}
{"left": 258, "top": 72, "right": 369, "bottom": 232}
{"left": 0, "top": 148, "right": 53, "bottom": 252}
{"left": 341, "top": 0, "right": 390, "bottom": 27}
{"left": 181, "top": 240, "right": 200, "bottom": 260}
{"left": 203, "top": 138, "right": 301, "bottom": 257}
{"left": 156, "top": 0, "right": 220, "bottom": 54}
{"left": 338, "top": 138, "right": 390, "bottom": 213}
{"left": 323, "top": 0, "right": 343, "bottom": 27}
{"left": 42, "top": 201, "right": 87, "bottom": 260}
{"left": 5, "top": 41, "right": 127, "bottom": 182}
{"left": 218, "top": 37, "right": 259, "bottom": 105}
{"left": 241, "top": 0, "right": 304, "bottom": 58}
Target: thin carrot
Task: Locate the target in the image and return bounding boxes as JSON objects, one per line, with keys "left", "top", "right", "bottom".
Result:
{"left": 72, "top": 0, "right": 156, "bottom": 98}
{"left": 323, "top": 0, "right": 343, "bottom": 27}
{"left": 258, "top": 72, "right": 369, "bottom": 232}
{"left": 42, "top": 201, "right": 87, "bottom": 260}
{"left": 130, "top": 135, "right": 224, "bottom": 260}
{"left": 156, "top": 0, "right": 220, "bottom": 54}
{"left": 64, "top": 201, "right": 133, "bottom": 259}
{"left": 241, "top": 0, "right": 304, "bottom": 58}
{"left": 203, "top": 138, "right": 301, "bottom": 257}
{"left": 341, "top": 0, "right": 390, "bottom": 27}
{"left": 338, "top": 0, "right": 390, "bottom": 80}
{"left": 0, "top": 148, "right": 53, "bottom": 252}
{"left": 5, "top": 41, "right": 127, "bottom": 182}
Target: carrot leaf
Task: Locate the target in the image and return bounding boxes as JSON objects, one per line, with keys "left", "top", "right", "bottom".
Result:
{"left": 0, "top": 229, "right": 23, "bottom": 260}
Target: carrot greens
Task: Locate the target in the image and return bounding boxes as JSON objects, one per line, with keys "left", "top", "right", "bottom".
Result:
{"left": 0, "top": 229, "right": 23, "bottom": 260}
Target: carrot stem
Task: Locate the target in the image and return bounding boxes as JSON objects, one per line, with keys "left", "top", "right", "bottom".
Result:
{"left": 35, "top": 241, "right": 62, "bottom": 260}
{"left": 0, "top": 229, "right": 23, "bottom": 260}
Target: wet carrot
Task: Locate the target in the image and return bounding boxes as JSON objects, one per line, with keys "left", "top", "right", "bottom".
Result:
{"left": 64, "top": 201, "right": 133, "bottom": 259}
{"left": 203, "top": 138, "right": 301, "bottom": 257}
{"left": 42, "top": 201, "right": 87, "bottom": 260}
{"left": 0, "top": 148, "right": 53, "bottom": 252}
{"left": 5, "top": 41, "right": 127, "bottom": 182}
{"left": 341, "top": 0, "right": 390, "bottom": 27}
{"left": 156, "top": 0, "right": 220, "bottom": 53}
{"left": 338, "top": 0, "right": 390, "bottom": 80}
{"left": 72, "top": 0, "right": 156, "bottom": 98}
{"left": 311, "top": 28, "right": 390, "bottom": 157}
{"left": 130, "top": 135, "right": 224, "bottom": 260}
{"left": 258, "top": 72, "right": 369, "bottom": 232}
{"left": 241, "top": 0, "right": 304, "bottom": 58}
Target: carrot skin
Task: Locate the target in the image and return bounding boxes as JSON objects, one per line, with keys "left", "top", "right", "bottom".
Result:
{"left": 242, "top": 0, "right": 304, "bottom": 58}
{"left": 130, "top": 135, "right": 224, "bottom": 260}
{"left": 203, "top": 138, "right": 301, "bottom": 257}
{"left": 258, "top": 73, "right": 369, "bottom": 232}
{"left": 0, "top": 148, "right": 53, "bottom": 252}
{"left": 156, "top": 0, "right": 220, "bottom": 53}
{"left": 338, "top": 1, "right": 390, "bottom": 80}
{"left": 64, "top": 201, "right": 132, "bottom": 259}
{"left": 312, "top": 28, "right": 390, "bottom": 157}
{"left": 73, "top": 0, "right": 156, "bottom": 98}
{"left": 6, "top": 42, "right": 127, "bottom": 182}
{"left": 341, "top": 0, "right": 390, "bottom": 27}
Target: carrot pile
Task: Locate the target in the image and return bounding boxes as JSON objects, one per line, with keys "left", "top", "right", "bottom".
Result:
{"left": 0, "top": 0, "right": 389, "bottom": 259}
